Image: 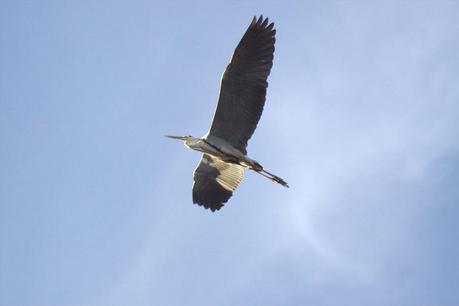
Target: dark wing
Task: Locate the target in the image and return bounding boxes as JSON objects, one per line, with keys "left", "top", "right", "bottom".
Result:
{"left": 207, "top": 15, "right": 276, "bottom": 154}
{"left": 192, "top": 154, "right": 244, "bottom": 212}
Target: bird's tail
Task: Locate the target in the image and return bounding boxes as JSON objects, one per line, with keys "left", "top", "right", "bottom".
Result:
{"left": 254, "top": 168, "right": 289, "bottom": 188}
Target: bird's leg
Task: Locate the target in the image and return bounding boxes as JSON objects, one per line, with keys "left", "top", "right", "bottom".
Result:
{"left": 253, "top": 168, "right": 289, "bottom": 188}
{"left": 263, "top": 169, "right": 289, "bottom": 188}
{"left": 239, "top": 154, "right": 289, "bottom": 187}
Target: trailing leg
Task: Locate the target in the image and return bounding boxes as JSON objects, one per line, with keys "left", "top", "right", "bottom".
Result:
{"left": 253, "top": 168, "right": 289, "bottom": 188}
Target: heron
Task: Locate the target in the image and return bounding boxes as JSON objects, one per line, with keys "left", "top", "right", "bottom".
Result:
{"left": 166, "top": 15, "right": 288, "bottom": 212}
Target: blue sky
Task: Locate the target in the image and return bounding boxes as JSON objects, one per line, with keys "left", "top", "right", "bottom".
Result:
{"left": 1, "top": 1, "right": 459, "bottom": 305}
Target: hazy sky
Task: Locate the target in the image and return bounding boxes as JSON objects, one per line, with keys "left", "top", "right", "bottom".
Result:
{"left": 1, "top": 1, "right": 459, "bottom": 306}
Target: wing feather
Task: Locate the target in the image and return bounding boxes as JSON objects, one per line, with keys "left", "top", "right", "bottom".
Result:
{"left": 207, "top": 16, "right": 276, "bottom": 154}
{"left": 192, "top": 154, "right": 244, "bottom": 212}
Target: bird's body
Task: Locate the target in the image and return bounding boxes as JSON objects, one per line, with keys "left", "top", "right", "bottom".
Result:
{"left": 176, "top": 134, "right": 262, "bottom": 171}
{"left": 166, "top": 16, "right": 288, "bottom": 212}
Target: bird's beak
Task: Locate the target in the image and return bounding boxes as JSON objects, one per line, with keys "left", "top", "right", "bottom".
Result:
{"left": 165, "top": 135, "right": 187, "bottom": 141}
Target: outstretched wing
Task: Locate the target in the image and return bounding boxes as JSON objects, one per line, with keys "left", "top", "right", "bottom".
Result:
{"left": 192, "top": 154, "right": 244, "bottom": 212}
{"left": 207, "top": 15, "right": 276, "bottom": 154}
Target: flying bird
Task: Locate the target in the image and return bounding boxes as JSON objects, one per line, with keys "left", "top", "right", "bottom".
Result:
{"left": 166, "top": 15, "right": 288, "bottom": 212}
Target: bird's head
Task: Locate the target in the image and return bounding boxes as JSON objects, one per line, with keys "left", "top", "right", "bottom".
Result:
{"left": 165, "top": 134, "right": 199, "bottom": 148}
